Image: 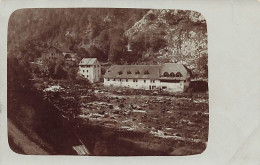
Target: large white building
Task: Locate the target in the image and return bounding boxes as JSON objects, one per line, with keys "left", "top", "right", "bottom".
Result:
{"left": 78, "top": 58, "right": 101, "bottom": 83}
{"left": 104, "top": 63, "right": 191, "bottom": 92}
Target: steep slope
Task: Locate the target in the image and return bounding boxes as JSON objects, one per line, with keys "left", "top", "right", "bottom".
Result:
{"left": 8, "top": 8, "right": 148, "bottom": 61}
{"left": 8, "top": 8, "right": 207, "bottom": 77}
{"left": 125, "top": 9, "right": 207, "bottom": 77}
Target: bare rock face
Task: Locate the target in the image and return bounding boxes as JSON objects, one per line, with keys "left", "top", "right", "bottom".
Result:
{"left": 125, "top": 9, "right": 208, "bottom": 77}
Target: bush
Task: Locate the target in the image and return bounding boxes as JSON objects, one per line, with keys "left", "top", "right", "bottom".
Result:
{"left": 75, "top": 74, "right": 91, "bottom": 86}
{"left": 146, "top": 13, "right": 156, "bottom": 21}
{"left": 149, "top": 35, "right": 167, "bottom": 52}
{"left": 68, "top": 68, "right": 78, "bottom": 81}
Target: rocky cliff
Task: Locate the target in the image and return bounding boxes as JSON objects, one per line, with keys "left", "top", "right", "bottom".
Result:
{"left": 125, "top": 9, "right": 207, "bottom": 77}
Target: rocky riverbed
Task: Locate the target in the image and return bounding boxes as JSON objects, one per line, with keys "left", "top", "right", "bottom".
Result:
{"left": 76, "top": 86, "right": 208, "bottom": 156}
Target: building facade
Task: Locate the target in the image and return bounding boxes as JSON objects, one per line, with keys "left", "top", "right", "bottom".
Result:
{"left": 41, "top": 46, "right": 79, "bottom": 67}
{"left": 78, "top": 58, "right": 101, "bottom": 83}
{"left": 104, "top": 63, "right": 191, "bottom": 92}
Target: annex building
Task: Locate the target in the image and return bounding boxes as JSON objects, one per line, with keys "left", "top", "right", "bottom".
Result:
{"left": 104, "top": 63, "right": 191, "bottom": 92}
{"left": 78, "top": 58, "right": 101, "bottom": 83}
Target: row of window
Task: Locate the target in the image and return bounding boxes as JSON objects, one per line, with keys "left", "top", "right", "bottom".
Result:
{"left": 107, "top": 78, "right": 156, "bottom": 83}
{"left": 81, "top": 65, "right": 100, "bottom": 68}
{"left": 47, "top": 53, "right": 61, "bottom": 56}
{"left": 82, "top": 69, "right": 100, "bottom": 73}
{"left": 48, "top": 57, "right": 57, "bottom": 60}
{"left": 163, "top": 72, "right": 182, "bottom": 77}
{"left": 116, "top": 71, "right": 182, "bottom": 77}
{"left": 118, "top": 70, "right": 150, "bottom": 75}
{"left": 107, "top": 78, "right": 184, "bottom": 83}
{"left": 82, "top": 69, "right": 100, "bottom": 78}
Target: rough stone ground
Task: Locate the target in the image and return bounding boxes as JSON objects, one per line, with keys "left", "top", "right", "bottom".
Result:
{"left": 78, "top": 86, "right": 209, "bottom": 155}
{"left": 11, "top": 80, "right": 208, "bottom": 156}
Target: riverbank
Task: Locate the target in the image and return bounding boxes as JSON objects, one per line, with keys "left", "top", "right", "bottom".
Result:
{"left": 8, "top": 79, "right": 208, "bottom": 156}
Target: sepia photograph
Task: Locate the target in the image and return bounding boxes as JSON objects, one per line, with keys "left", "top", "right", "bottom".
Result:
{"left": 7, "top": 8, "right": 208, "bottom": 156}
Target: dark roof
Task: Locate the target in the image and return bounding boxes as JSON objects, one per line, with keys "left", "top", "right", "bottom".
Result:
{"left": 104, "top": 65, "right": 160, "bottom": 79}
{"left": 79, "top": 58, "right": 97, "bottom": 65}
{"left": 64, "top": 53, "right": 78, "bottom": 59}
{"left": 104, "top": 63, "right": 189, "bottom": 80}
{"left": 160, "top": 63, "right": 189, "bottom": 79}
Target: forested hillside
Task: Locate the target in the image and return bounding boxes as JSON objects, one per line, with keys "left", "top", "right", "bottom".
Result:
{"left": 8, "top": 8, "right": 207, "bottom": 78}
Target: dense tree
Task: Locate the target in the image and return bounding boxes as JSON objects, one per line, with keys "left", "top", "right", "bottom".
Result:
{"left": 128, "top": 31, "right": 166, "bottom": 62}
{"left": 99, "top": 30, "right": 110, "bottom": 44}
{"left": 108, "top": 28, "right": 128, "bottom": 63}
{"left": 75, "top": 74, "right": 91, "bottom": 86}
{"left": 42, "top": 60, "right": 56, "bottom": 77}
{"left": 197, "top": 54, "right": 208, "bottom": 78}
{"left": 124, "top": 19, "right": 135, "bottom": 30}
{"left": 149, "top": 34, "right": 167, "bottom": 52}
{"left": 7, "top": 56, "right": 32, "bottom": 117}
{"left": 53, "top": 62, "right": 67, "bottom": 79}
{"left": 87, "top": 45, "right": 107, "bottom": 62}
{"left": 146, "top": 13, "right": 156, "bottom": 21}
{"left": 41, "top": 59, "right": 67, "bottom": 79}
{"left": 9, "top": 8, "right": 151, "bottom": 63}
{"left": 109, "top": 36, "right": 127, "bottom": 63}
{"left": 129, "top": 33, "right": 147, "bottom": 54}
{"left": 122, "top": 51, "right": 141, "bottom": 64}
{"left": 8, "top": 57, "right": 32, "bottom": 91}
{"left": 68, "top": 67, "right": 78, "bottom": 81}
{"left": 8, "top": 8, "right": 150, "bottom": 64}
{"left": 76, "top": 47, "right": 90, "bottom": 59}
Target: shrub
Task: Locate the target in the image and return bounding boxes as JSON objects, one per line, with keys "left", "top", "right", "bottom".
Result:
{"left": 146, "top": 13, "right": 156, "bottom": 21}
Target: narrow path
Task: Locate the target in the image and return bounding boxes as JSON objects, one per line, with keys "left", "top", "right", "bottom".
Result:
{"left": 8, "top": 119, "right": 49, "bottom": 155}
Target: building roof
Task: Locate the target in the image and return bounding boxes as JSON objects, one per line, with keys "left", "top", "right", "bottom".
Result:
{"left": 64, "top": 53, "right": 78, "bottom": 60}
{"left": 79, "top": 58, "right": 97, "bottom": 66}
{"left": 160, "top": 63, "right": 188, "bottom": 79}
{"left": 104, "top": 65, "right": 160, "bottom": 79}
{"left": 104, "top": 63, "right": 190, "bottom": 80}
